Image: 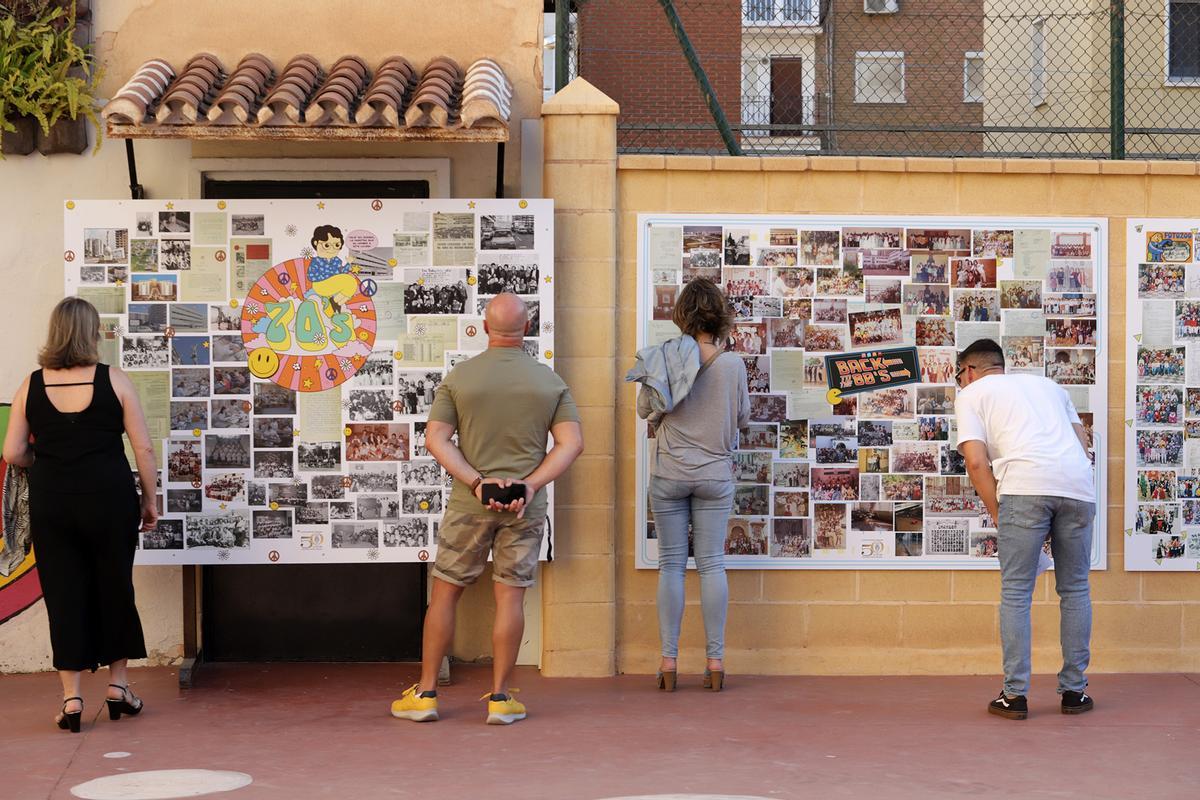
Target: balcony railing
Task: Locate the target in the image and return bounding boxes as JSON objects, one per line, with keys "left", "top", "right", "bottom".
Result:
{"left": 743, "top": 0, "right": 821, "bottom": 27}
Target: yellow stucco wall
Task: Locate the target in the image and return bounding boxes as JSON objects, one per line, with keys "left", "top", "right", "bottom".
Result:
{"left": 611, "top": 154, "right": 1200, "bottom": 675}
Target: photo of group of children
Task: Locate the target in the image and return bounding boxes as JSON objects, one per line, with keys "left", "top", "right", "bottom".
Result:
{"left": 1127, "top": 222, "right": 1200, "bottom": 569}
{"left": 67, "top": 199, "right": 554, "bottom": 565}
{"left": 642, "top": 218, "right": 1104, "bottom": 569}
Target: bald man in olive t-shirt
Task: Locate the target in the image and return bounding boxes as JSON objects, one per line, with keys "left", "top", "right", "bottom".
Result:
{"left": 391, "top": 293, "right": 583, "bottom": 725}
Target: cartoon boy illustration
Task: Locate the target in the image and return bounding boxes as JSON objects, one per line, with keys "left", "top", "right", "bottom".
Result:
{"left": 305, "top": 225, "right": 359, "bottom": 316}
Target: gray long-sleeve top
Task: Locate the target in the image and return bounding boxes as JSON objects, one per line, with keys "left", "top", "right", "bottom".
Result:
{"left": 637, "top": 351, "right": 750, "bottom": 482}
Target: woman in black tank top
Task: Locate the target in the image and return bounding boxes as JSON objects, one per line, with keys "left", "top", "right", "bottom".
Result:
{"left": 3, "top": 298, "right": 160, "bottom": 732}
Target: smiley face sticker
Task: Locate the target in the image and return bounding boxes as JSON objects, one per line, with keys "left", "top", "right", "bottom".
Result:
{"left": 248, "top": 347, "right": 281, "bottom": 379}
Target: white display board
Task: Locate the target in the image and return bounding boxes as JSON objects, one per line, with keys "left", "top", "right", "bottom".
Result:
{"left": 1124, "top": 219, "right": 1200, "bottom": 570}
{"left": 635, "top": 214, "right": 1107, "bottom": 570}
{"left": 64, "top": 198, "right": 554, "bottom": 565}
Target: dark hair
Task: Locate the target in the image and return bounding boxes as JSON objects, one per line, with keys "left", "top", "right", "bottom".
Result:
{"left": 957, "top": 338, "right": 1005, "bottom": 368}
{"left": 311, "top": 225, "right": 344, "bottom": 249}
{"left": 672, "top": 277, "right": 734, "bottom": 342}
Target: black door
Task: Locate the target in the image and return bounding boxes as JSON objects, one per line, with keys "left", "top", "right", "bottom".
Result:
{"left": 200, "top": 176, "right": 429, "bottom": 661}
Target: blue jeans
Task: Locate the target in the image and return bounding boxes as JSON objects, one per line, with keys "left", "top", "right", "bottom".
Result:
{"left": 997, "top": 495, "right": 1095, "bottom": 697}
{"left": 651, "top": 476, "right": 734, "bottom": 660}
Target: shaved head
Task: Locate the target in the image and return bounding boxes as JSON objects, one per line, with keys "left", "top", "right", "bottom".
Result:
{"left": 484, "top": 293, "right": 529, "bottom": 340}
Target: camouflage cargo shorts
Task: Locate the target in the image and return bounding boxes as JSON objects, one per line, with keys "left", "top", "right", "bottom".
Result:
{"left": 431, "top": 508, "right": 546, "bottom": 587}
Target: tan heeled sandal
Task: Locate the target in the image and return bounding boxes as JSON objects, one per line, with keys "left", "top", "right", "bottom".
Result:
{"left": 703, "top": 669, "right": 725, "bottom": 692}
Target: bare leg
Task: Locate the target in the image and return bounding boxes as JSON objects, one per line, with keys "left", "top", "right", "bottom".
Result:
{"left": 58, "top": 670, "right": 82, "bottom": 716}
{"left": 108, "top": 659, "right": 129, "bottom": 699}
{"left": 418, "top": 578, "right": 464, "bottom": 693}
{"left": 491, "top": 583, "right": 526, "bottom": 695}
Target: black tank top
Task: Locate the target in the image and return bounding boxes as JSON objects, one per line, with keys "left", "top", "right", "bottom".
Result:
{"left": 26, "top": 364, "right": 136, "bottom": 495}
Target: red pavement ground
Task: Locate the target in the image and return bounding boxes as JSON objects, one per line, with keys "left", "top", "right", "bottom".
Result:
{"left": 1, "top": 664, "right": 1197, "bottom": 799}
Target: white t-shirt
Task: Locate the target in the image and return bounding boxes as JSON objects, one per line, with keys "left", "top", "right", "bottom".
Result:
{"left": 955, "top": 373, "right": 1095, "bottom": 502}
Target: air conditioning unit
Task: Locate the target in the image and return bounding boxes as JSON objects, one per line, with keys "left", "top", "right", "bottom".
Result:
{"left": 864, "top": 0, "right": 900, "bottom": 13}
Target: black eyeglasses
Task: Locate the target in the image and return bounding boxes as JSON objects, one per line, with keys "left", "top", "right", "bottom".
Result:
{"left": 955, "top": 365, "right": 971, "bottom": 387}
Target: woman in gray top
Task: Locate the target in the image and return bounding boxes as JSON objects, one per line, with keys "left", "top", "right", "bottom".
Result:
{"left": 637, "top": 278, "right": 749, "bottom": 692}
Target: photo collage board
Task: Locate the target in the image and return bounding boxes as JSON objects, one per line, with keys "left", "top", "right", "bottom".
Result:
{"left": 1125, "top": 219, "right": 1200, "bottom": 570}
{"left": 65, "top": 199, "right": 554, "bottom": 565}
{"left": 636, "top": 214, "right": 1107, "bottom": 570}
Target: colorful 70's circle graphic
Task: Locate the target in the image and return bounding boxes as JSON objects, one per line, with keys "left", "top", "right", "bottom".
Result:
{"left": 240, "top": 256, "right": 376, "bottom": 392}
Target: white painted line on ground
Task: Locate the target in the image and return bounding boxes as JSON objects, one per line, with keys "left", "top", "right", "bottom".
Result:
{"left": 70, "top": 769, "right": 252, "bottom": 799}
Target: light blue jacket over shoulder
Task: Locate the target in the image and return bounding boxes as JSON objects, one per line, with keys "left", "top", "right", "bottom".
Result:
{"left": 625, "top": 334, "right": 701, "bottom": 428}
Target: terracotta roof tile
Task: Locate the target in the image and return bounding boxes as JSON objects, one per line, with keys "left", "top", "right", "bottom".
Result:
{"left": 102, "top": 53, "right": 511, "bottom": 138}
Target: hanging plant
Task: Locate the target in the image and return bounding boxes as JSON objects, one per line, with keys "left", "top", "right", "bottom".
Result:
{"left": 0, "top": 2, "right": 101, "bottom": 155}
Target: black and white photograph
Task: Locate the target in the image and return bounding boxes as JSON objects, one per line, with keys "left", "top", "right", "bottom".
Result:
{"left": 348, "top": 388, "right": 395, "bottom": 422}
{"left": 351, "top": 351, "right": 394, "bottom": 387}
{"left": 170, "top": 401, "right": 208, "bottom": 431}
{"left": 402, "top": 459, "right": 444, "bottom": 486}
{"left": 166, "top": 488, "right": 202, "bottom": 513}
{"left": 253, "top": 382, "right": 297, "bottom": 415}
{"left": 247, "top": 482, "right": 267, "bottom": 506}
{"left": 395, "top": 372, "right": 441, "bottom": 415}
{"left": 160, "top": 238, "right": 191, "bottom": 270}
{"left": 480, "top": 214, "right": 534, "bottom": 250}
{"left": 357, "top": 494, "right": 401, "bottom": 521}
{"left": 269, "top": 482, "right": 308, "bottom": 508}
{"left": 310, "top": 475, "right": 346, "bottom": 500}
{"left": 158, "top": 211, "right": 191, "bottom": 234}
{"left": 403, "top": 268, "right": 469, "bottom": 314}
{"left": 205, "top": 433, "right": 250, "bottom": 469}
{"left": 298, "top": 441, "right": 340, "bottom": 471}
{"left": 253, "top": 510, "right": 293, "bottom": 539}
{"left": 332, "top": 522, "right": 379, "bottom": 549}
{"left": 478, "top": 258, "right": 538, "bottom": 294}
{"left": 383, "top": 518, "right": 429, "bottom": 547}
{"left": 254, "top": 450, "right": 293, "bottom": 479}
{"left": 123, "top": 335, "right": 169, "bottom": 368}
{"left": 185, "top": 510, "right": 251, "bottom": 549}
{"left": 143, "top": 519, "right": 184, "bottom": 550}
{"left": 349, "top": 462, "right": 398, "bottom": 493}
{"left": 231, "top": 214, "right": 265, "bottom": 235}
{"left": 253, "top": 416, "right": 294, "bottom": 449}
{"left": 83, "top": 228, "right": 128, "bottom": 264}
{"left": 135, "top": 213, "right": 154, "bottom": 235}
{"left": 79, "top": 265, "right": 106, "bottom": 283}
{"left": 168, "top": 303, "right": 207, "bottom": 332}
{"left": 329, "top": 502, "right": 355, "bottom": 520}
{"left": 402, "top": 489, "right": 443, "bottom": 515}
{"left": 724, "top": 230, "right": 751, "bottom": 265}
{"left": 210, "top": 305, "right": 240, "bottom": 332}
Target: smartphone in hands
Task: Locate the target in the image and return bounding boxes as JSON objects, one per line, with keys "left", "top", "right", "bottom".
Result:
{"left": 480, "top": 482, "right": 526, "bottom": 506}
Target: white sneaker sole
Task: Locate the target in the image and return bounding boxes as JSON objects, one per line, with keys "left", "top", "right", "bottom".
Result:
{"left": 391, "top": 709, "right": 439, "bottom": 722}
{"left": 486, "top": 712, "right": 526, "bottom": 725}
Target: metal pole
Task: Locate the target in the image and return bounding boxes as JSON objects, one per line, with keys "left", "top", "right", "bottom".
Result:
{"left": 1110, "top": 0, "right": 1125, "bottom": 159}
{"left": 656, "top": 0, "right": 743, "bottom": 156}
{"left": 555, "top": 0, "right": 570, "bottom": 93}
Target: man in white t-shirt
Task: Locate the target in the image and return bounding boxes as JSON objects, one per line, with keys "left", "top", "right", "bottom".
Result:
{"left": 954, "top": 338, "right": 1096, "bottom": 721}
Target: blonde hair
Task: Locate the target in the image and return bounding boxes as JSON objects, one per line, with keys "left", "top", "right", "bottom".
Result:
{"left": 38, "top": 297, "right": 101, "bottom": 370}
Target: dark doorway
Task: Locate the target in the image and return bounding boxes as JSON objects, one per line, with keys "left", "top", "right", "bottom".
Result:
{"left": 199, "top": 176, "right": 429, "bottom": 661}
{"left": 770, "top": 58, "right": 807, "bottom": 138}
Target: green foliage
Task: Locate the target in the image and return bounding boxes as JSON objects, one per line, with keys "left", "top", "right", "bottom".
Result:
{"left": 0, "top": 3, "right": 102, "bottom": 153}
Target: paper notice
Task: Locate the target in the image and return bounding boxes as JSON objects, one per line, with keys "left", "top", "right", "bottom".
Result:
{"left": 1013, "top": 229, "right": 1052, "bottom": 279}
{"left": 372, "top": 282, "right": 407, "bottom": 341}
{"left": 458, "top": 316, "right": 487, "bottom": 350}
{"left": 1065, "top": 385, "right": 1091, "bottom": 413}
{"left": 126, "top": 371, "right": 169, "bottom": 467}
{"left": 193, "top": 212, "right": 228, "bottom": 246}
{"left": 771, "top": 349, "right": 806, "bottom": 393}
{"left": 647, "top": 320, "right": 680, "bottom": 346}
{"left": 393, "top": 232, "right": 431, "bottom": 267}
{"left": 78, "top": 286, "right": 126, "bottom": 315}
{"left": 955, "top": 322, "right": 1001, "bottom": 350}
{"left": 231, "top": 238, "right": 272, "bottom": 297}
{"left": 787, "top": 389, "right": 831, "bottom": 419}
{"left": 182, "top": 247, "right": 228, "bottom": 302}
{"left": 402, "top": 212, "right": 430, "bottom": 231}
{"left": 432, "top": 212, "right": 475, "bottom": 266}
{"left": 98, "top": 316, "right": 120, "bottom": 366}
{"left": 1187, "top": 264, "right": 1200, "bottom": 298}
{"left": 1002, "top": 309, "right": 1047, "bottom": 338}
{"left": 649, "top": 226, "right": 683, "bottom": 272}
{"left": 298, "top": 388, "right": 344, "bottom": 441}
{"left": 396, "top": 315, "right": 457, "bottom": 368}
{"left": 1141, "top": 300, "right": 1176, "bottom": 348}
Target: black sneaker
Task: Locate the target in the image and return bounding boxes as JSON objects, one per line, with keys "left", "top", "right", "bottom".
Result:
{"left": 1061, "top": 689, "right": 1094, "bottom": 715}
{"left": 988, "top": 691, "right": 1028, "bottom": 720}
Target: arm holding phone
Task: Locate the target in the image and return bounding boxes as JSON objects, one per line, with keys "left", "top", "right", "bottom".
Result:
{"left": 425, "top": 420, "right": 520, "bottom": 512}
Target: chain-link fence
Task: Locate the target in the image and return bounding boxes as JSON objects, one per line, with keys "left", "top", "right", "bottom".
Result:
{"left": 560, "top": 0, "right": 1200, "bottom": 159}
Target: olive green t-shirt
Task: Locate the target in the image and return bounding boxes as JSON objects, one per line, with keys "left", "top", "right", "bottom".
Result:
{"left": 428, "top": 346, "right": 579, "bottom": 517}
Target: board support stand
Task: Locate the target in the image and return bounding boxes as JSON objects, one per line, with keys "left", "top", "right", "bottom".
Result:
{"left": 179, "top": 564, "right": 203, "bottom": 689}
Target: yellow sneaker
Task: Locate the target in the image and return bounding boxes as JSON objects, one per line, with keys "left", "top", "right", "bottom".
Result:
{"left": 391, "top": 684, "right": 438, "bottom": 722}
{"left": 481, "top": 690, "right": 526, "bottom": 725}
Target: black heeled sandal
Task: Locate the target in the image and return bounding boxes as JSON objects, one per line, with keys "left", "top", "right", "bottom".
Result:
{"left": 56, "top": 697, "right": 83, "bottom": 733}
{"left": 106, "top": 684, "right": 144, "bottom": 720}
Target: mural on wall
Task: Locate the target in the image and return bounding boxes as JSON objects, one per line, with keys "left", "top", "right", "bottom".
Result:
{"left": 1125, "top": 219, "right": 1200, "bottom": 570}
{"left": 65, "top": 199, "right": 554, "bottom": 566}
{"left": 636, "top": 214, "right": 1107, "bottom": 570}
{"left": 0, "top": 404, "right": 42, "bottom": 624}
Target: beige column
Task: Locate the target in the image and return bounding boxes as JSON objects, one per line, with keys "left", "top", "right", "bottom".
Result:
{"left": 539, "top": 79, "right": 620, "bottom": 676}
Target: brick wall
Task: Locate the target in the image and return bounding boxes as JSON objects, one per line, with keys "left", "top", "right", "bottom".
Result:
{"left": 576, "top": 0, "right": 742, "bottom": 152}
{"left": 604, "top": 154, "right": 1200, "bottom": 676}
{"left": 816, "top": 0, "right": 985, "bottom": 154}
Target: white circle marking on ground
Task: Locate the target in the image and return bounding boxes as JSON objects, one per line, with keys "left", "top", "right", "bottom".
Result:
{"left": 102, "top": 752, "right": 132, "bottom": 759}
{"left": 70, "top": 769, "right": 252, "bottom": 800}
{"left": 597, "top": 796, "right": 773, "bottom": 800}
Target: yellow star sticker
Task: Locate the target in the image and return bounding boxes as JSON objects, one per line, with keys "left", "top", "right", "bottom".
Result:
{"left": 202, "top": 341, "right": 210, "bottom": 348}
{"left": 352, "top": 353, "right": 364, "bottom": 364}
{"left": 467, "top": 201, "right": 476, "bottom": 209}
{"left": 302, "top": 378, "right": 313, "bottom": 389}
{"left": 350, "top": 264, "right": 361, "bottom": 274}
{"left": 292, "top": 429, "right": 301, "bottom": 437}
{"left": 219, "top": 503, "right": 227, "bottom": 510}
{"left": 317, "top": 201, "right": 326, "bottom": 210}
{"left": 165, "top": 202, "right": 174, "bottom": 210}
{"left": 114, "top": 279, "right": 125, "bottom": 286}
{"left": 544, "top": 276, "right": 553, "bottom": 283}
